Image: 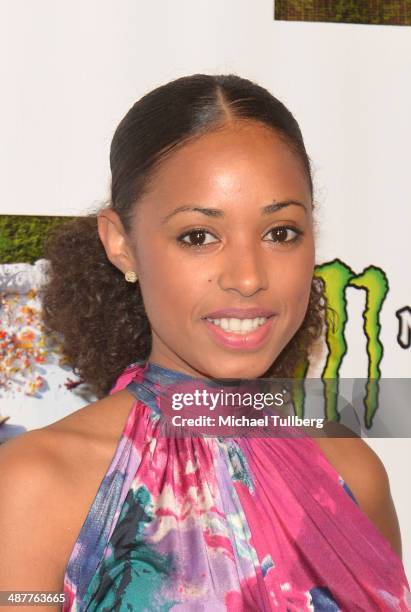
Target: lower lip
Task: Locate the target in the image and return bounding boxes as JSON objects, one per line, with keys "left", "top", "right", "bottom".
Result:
{"left": 203, "top": 317, "right": 276, "bottom": 350}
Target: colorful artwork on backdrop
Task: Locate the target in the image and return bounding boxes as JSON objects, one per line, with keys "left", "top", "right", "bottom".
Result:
{"left": 0, "top": 268, "right": 71, "bottom": 399}
{"left": 274, "top": 0, "right": 411, "bottom": 26}
{"left": 0, "top": 216, "right": 78, "bottom": 402}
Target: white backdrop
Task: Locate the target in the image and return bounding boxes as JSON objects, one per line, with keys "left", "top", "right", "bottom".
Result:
{"left": 0, "top": 0, "right": 410, "bottom": 580}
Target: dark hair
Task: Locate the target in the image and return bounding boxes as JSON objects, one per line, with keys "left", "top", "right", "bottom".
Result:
{"left": 42, "top": 73, "right": 325, "bottom": 399}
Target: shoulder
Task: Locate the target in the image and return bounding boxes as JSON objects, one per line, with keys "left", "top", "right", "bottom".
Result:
{"left": 0, "top": 387, "right": 135, "bottom": 477}
{"left": 312, "top": 422, "right": 402, "bottom": 560}
{"left": 0, "top": 387, "right": 136, "bottom": 492}
{"left": 0, "top": 388, "right": 136, "bottom": 592}
{"left": 0, "top": 426, "right": 65, "bottom": 493}
{"left": 0, "top": 427, "right": 71, "bottom": 592}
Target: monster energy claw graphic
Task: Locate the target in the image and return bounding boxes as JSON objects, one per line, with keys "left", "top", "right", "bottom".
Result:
{"left": 308, "top": 259, "right": 389, "bottom": 428}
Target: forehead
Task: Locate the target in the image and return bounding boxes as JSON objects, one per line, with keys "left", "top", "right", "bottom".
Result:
{"left": 140, "top": 121, "right": 310, "bottom": 211}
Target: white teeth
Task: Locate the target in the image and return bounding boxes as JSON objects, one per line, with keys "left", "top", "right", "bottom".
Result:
{"left": 206, "top": 316, "right": 268, "bottom": 334}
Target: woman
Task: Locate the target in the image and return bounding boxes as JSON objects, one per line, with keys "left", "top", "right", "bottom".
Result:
{"left": 0, "top": 73, "right": 410, "bottom": 611}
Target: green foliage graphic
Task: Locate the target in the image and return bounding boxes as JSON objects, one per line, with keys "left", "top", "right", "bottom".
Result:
{"left": 275, "top": 0, "right": 411, "bottom": 25}
{"left": 0, "top": 215, "right": 77, "bottom": 264}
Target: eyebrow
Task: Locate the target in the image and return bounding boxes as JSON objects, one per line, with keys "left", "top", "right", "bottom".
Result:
{"left": 161, "top": 200, "right": 307, "bottom": 224}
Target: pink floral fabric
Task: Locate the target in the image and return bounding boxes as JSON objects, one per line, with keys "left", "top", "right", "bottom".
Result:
{"left": 63, "top": 361, "right": 411, "bottom": 611}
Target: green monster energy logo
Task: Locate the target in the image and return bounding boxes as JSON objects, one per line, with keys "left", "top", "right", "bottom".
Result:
{"left": 292, "top": 258, "right": 389, "bottom": 429}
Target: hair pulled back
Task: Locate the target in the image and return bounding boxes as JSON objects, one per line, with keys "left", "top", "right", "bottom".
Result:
{"left": 42, "top": 73, "right": 325, "bottom": 399}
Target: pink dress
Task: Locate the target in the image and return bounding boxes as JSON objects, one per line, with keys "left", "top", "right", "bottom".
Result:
{"left": 63, "top": 361, "right": 411, "bottom": 610}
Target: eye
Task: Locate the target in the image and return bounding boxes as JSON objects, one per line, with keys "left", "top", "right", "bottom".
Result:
{"left": 177, "top": 228, "right": 218, "bottom": 248}
{"left": 263, "top": 225, "right": 303, "bottom": 245}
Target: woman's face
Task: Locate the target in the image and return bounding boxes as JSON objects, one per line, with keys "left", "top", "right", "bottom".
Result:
{"left": 126, "top": 121, "right": 314, "bottom": 379}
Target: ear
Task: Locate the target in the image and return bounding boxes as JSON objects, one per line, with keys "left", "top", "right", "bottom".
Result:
{"left": 97, "top": 208, "right": 138, "bottom": 275}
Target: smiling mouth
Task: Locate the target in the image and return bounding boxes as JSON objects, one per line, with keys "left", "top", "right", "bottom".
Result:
{"left": 205, "top": 315, "right": 274, "bottom": 335}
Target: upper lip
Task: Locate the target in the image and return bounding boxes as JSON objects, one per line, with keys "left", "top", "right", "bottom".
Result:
{"left": 203, "top": 307, "right": 277, "bottom": 320}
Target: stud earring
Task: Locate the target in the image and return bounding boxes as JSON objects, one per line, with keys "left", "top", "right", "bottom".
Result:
{"left": 124, "top": 270, "right": 138, "bottom": 283}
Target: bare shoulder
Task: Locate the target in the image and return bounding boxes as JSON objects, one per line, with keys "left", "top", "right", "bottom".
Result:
{"left": 0, "top": 426, "right": 75, "bottom": 600}
{"left": 311, "top": 421, "right": 403, "bottom": 560}
{"left": 0, "top": 388, "right": 135, "bottom": 602}
{"left": 0, "top": 387, "right": 135, "bottom": 482}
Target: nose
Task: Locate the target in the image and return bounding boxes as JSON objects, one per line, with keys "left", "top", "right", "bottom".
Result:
{"left": 217, "top": 244, "right": 269, "bottom": 297}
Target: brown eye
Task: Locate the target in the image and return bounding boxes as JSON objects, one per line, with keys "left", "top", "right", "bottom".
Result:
{"left": 264, "top": 225, "right": 302, "bottom": 244}
{"left": 178, "top": 229, "right": 218, "bottom": 248}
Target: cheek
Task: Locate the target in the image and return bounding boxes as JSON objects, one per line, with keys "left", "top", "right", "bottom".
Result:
{"left": 138, "top": 248, "right": 205, "bottom": 325}
{"left": 277, "top": 253, "right": 314, "bottom": 316}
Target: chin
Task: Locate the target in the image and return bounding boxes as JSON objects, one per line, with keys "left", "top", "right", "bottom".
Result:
{"left": 202, "top": 356, "right": 275, "bottom": 381}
